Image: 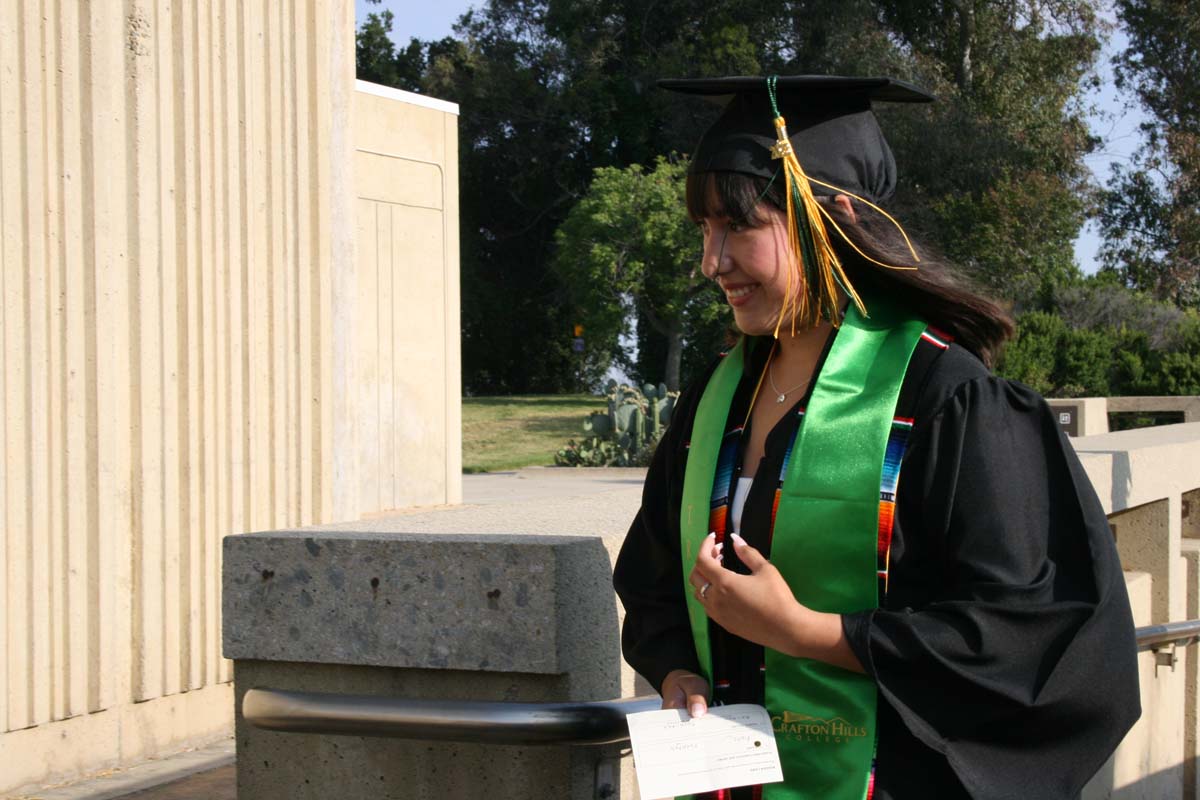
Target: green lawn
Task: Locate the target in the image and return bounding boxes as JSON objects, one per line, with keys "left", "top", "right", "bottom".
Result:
{"left": 462, "top": 394, "right": 607, "bottom": 473}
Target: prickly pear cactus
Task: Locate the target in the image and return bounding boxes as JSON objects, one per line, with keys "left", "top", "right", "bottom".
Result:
{"left": 554, "top": 380, "right": 680, "bottom": 467}
{"left": 657, "top": 394, "right": 676, "bottom": 426}
{"left": 584, "top": 412, "right": 613, "bottom": 436}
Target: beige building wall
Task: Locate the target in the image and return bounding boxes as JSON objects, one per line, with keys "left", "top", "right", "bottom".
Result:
{"left": 1075, "top": 424, "right": 1200, "bottom": 798}
{"left": 1, "top": 3, "right": 461, "bottom": 793}
{"left": 344, "top": 81, "right": 462, "bottom": 517}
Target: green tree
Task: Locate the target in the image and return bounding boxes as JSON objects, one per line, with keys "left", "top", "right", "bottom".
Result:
{"left": 875, "top": 0, "right": 1103, "bottom": 308}
{"left": 997, "top": 312, "right": 1131, "bottom": 397}
{"left": 1144, "top": 316, "right": 1200, "bottom": 394}
{"left": 553, "top": 158, "right": 726, "bottom": 390}
{"left": 932, "top": 171, "right": 1086, "bottom": 306}
{"left": 996, "top": 310, "right": 1065, "bottom": 395}
{"left": 420, "top": 2, "right": 588, "bottom": 392}
{"left": 997, "top": 295, "right": 1200, "bottom": 398}
{"left": 1050, "top": 279, "right": 1189, "bottom": 349}
{"left": 358, "top": 0, "right": 1107, "bottom": 390}
{"left": 415, "top": 0, "right": 789, "bottom": 392}
{"left": 1099, "top": 0, "right": 1200, "bottom": 308}
{"left": 355, "top": 2, "right": 426, "bottom": 90}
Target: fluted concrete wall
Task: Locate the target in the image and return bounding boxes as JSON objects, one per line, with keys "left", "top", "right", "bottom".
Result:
{"left": 0, "top": 0, "right": 393, "bottom": 791}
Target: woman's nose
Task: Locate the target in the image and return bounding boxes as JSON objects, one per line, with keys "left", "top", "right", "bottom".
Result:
{"left": 700, "top": 231, "right": 728, "bottom": 279}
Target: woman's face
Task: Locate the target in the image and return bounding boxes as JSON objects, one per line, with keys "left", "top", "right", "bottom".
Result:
{"left": 699, "top": 202, "right": 798, "bottom": 336}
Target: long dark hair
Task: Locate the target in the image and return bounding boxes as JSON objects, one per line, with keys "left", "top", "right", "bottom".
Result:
{"left": 686, "top": 171, "right": 1014, "bottom": 367}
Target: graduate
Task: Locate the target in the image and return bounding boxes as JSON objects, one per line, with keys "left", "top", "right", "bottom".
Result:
{"left": 612, "top": 75, "right": 1141, "bottom": 800}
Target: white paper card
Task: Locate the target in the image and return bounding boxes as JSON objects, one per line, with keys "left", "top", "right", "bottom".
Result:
{"left": 626, "top": 704, "right": 784, "bottom": 799}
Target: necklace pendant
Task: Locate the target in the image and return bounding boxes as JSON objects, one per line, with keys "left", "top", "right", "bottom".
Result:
{"left": 776, "top": 393, "right": 787, "bottom": 404}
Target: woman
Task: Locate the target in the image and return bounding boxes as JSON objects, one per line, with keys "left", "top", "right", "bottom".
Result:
{"left": 612, "top": 75, "right": 1140, "bottom": 800}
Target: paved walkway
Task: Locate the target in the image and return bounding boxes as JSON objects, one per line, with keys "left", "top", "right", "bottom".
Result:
{"left": 8, "top": 739, "right": 235, "bottom": 800}
{"left": 12, "top": 468, "right": 646, "bottom": 800}
{"left": 113, "top": 767, "right": 235, "bottom": 800}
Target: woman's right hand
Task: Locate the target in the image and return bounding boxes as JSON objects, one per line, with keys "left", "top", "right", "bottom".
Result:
{"left": 661, "top": 669, "right": 710, "bottom": 718}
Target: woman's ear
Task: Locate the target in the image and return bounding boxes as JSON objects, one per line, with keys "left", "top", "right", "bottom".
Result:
{"left": 833, "top": 194, "right": 858, "bottom": 223}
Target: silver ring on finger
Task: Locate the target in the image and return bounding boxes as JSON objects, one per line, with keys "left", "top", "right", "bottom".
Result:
{"left": 699, "top": 581, "right": 712, "bottom": 600}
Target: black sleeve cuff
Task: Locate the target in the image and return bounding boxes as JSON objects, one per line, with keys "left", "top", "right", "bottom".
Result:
{"left": 630, "top": 630, "right": 702, "bottom": 697}
{"left": 841, "top": 609, "right": 878, "bottom": 679}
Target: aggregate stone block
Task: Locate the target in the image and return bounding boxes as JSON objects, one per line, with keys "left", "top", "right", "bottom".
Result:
{"left": 224, "top": 529, "right": 627, "bottom": 799}
{"left": 224, "top": 531, "right": 615, "bottom": 677}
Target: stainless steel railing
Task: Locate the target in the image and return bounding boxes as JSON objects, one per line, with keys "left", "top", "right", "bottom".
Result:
{"left": 1135, "top": 619, "right": 1200, "bottom": 651}
{"left": 242, "top": 620, "right": 1200, "bottom": 746}
{"left": 242, "top": 687, "right": 660, "bottom": 745}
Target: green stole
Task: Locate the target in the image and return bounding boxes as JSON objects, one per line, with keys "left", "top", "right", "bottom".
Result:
{"left": 679, "top": 299, "right": 925, "bottom": 800}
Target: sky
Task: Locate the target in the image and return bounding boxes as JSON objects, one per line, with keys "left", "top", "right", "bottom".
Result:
{"left": 357, "top": 1, "right": 1149, "bottom": 274}
{"left": 355, "top": 0, "right": 478, "bottom": 43}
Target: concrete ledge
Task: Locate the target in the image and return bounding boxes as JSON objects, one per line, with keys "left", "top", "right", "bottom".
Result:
{"left": 1073, "top": 422, "right": 1200, "bottom": 511}
{"left": 224, "top": 532, "right": 616, "bottom": 679}
{"left": 1107, "top": 395, "right": 1200, "bottom": 423}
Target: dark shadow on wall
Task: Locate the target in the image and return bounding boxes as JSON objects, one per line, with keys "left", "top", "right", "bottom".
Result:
{"left": 1083, "top": 757, "right": 1190, "bottom": 799}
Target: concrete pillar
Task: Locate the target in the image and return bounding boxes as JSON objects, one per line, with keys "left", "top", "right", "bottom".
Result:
{"left": 1105, "top": 500, "right": 1187, "bottom": 797}
{"left": 1184, "top": 542, "right": 1200, "bottom": 800}
{"left": 1109, "top": 498, "right": 1185, "bottom": 624}
{"left": 1045, "top": 397, "right": 1109, "bottom": 436}
{"left": 1085, "top": 572, "right": 1154, "bottom": 799}
{"left": 1184, "top": 488, "right": 1200, "bottom": 541}
{"left": 223, "top": 530, "right": 626, "bottom": 799}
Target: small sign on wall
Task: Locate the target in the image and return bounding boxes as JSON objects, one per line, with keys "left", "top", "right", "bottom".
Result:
{"left": 1056, "top": 406, "right": 1079, "bottom": 437}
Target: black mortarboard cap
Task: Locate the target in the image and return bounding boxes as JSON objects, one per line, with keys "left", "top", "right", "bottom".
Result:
{"left": 659, "top": 75, "right": 935, "bottom": 205}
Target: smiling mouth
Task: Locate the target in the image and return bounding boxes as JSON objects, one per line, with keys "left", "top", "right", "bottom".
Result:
{"left": 726, "top": 284, "right": 759, "bottom": 302}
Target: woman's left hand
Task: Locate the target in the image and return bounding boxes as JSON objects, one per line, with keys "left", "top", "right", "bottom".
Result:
{"left": 690, "top": 532, "right": 866, "bottom": 673}
{"left": 689, "top": 532, "right": 809, "bottom": 657}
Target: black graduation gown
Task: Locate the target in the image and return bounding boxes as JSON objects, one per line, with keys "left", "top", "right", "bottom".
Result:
{"left": 612, "top": 335, "right": 1141, "bottom": 800}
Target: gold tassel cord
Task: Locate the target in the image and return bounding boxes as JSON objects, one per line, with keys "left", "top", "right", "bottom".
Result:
{"left": 813, "top": 203, "right": 920, "bottom": 274}
{"left": 763, "top": 75, "right": 922, "bottom": 334}
{"left": 806, "top": 175, "right": 921, "bottom": 266}
{"left": 770, "top": 115, "right": 867, "bottom": 336}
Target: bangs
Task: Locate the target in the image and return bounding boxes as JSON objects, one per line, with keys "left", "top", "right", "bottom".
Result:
{"left": 685, "top": 171, "right": 781, "bottom": 224}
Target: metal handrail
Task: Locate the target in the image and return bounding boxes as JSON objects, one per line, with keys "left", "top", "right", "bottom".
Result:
{"left": 243, "top": 620, "right": 1200, "bottom": 746}
{"left": 242, "top": 687, "right": 660, "bottom": 745}
{"left": 1136, "top": 619, "right": 1200, "bottom": 652}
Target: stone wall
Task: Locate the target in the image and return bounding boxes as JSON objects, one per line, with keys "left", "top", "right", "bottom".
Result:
{"left": 0, "top": 5, "right": 462, "bottom": 794}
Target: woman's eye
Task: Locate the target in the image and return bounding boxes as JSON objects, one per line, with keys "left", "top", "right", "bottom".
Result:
{"left": 727, "top": 219, "right": 746, "bottom": 233}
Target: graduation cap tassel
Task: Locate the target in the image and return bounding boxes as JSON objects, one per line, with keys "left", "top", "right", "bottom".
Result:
{"left": 770, "top": 113, "right": 866, "bottom": 335}
{"left": 766, "top": 77, "right": 866, "bottom": 335}
{"left": 765, "top": 75, "right": 922, "bottom": 335}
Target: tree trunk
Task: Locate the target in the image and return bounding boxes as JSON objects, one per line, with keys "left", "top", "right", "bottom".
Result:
{"left": 664, "top": 328, "right": 684, "bottom": 392}
{"left": 949, "top": 0, "right": 975, "bottom": 92}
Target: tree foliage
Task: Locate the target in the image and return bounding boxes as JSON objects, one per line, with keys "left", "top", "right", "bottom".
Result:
{"left": 997, "top": 281, "right": 1200, "bottom": 396}
{"left": 1099, "top": 0, "right": 1200, "bottom": 308}
{"left": 553, "top": 158, "right": 727, "bottom": 390}
{"left": 357, "top": 0, "right": 1109, "bottom": 391}
{"left": 355, "top": 7, "right": 425, "bottom": 89}
{"left": 874, "top": 0, "right": 1102, "bottom": 308}
{"left": 406, "top": 0, "right": 790, "bottom": 392}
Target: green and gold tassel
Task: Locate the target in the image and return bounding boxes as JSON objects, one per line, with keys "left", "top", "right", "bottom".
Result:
{"left": 765, "top": 75, "right": 920, "bottom": 336}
